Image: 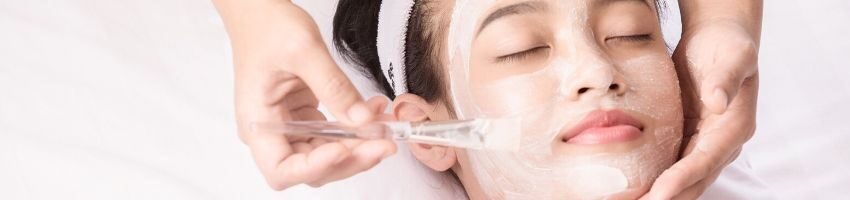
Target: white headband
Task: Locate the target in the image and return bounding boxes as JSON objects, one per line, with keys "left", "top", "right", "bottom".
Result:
{"left": 376, "top": 0, "right": 416, "bottom": 96}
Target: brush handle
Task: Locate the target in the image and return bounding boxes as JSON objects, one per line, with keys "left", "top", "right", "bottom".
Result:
{"left": 250, "top": 120, "right": 488, "bottom": 149}
{"left": 252, "top": 121, "right": 400, "bottom": 139}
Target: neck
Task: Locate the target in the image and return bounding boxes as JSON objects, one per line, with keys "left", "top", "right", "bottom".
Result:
{"left": 452, "top": 151, "right": 490, "bottom": 200}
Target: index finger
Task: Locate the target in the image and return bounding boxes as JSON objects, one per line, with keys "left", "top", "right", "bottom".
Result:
{"left": 250, "top": 137, "right": 351, "bottom": 190}
{"left": 286, "top": 36, "right": 374, "bottom": 126}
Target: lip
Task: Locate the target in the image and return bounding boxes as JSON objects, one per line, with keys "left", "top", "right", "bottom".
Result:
{"left": 560, "top": 109, "right": 645, "bottom": 145}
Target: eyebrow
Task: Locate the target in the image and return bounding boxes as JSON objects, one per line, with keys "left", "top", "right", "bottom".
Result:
{"left": 477, "top": 1, "right": 546, "bottom": 35}
{"left": 476, "top": 0, "right": 652, "bottom": 36}
{"left": 597, "top": 0, "right": 651, "bottom": 10}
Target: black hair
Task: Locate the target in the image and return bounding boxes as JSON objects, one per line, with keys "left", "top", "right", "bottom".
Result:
{"left": 334, "top": 0, "right": 461, "bottom": 192}
{"left": 333, "top": 0, "right": 447, "bottom": 104}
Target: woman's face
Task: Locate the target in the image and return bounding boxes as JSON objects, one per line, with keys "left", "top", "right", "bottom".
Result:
{"left": 439, "top": 0, "right": 683, "bottom": 198}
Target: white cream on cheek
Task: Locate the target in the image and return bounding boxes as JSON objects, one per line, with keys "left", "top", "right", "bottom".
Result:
{"left": 460, "top": 56, "right": 680, "bottom": 199}
{"left": 445, "top": 0, "right": 682, "bottom": 199}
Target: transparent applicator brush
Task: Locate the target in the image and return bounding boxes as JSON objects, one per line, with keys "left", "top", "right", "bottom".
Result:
{"left": 251, "top": 119, "right": 521, "bottom": 151}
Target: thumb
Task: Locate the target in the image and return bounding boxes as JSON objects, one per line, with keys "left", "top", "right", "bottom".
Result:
{"left": 698, "top": 37, "right": 758, "bottom": 115}
{"left": 699, "top": 66, "right": 754, "bottom": 115}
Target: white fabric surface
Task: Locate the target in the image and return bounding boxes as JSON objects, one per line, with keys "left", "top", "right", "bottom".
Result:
{"left": 0, "top": 0, "right": 848, "bottom": 199}
{"left": 376, "top": 0, "right": 415, "bottom": 95}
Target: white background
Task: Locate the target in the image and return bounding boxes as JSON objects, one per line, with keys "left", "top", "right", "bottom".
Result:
{"left": 1, "top": 0, "right": 848, "bottom": 199}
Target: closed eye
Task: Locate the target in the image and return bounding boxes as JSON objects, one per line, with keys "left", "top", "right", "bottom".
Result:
{"left": 605, "top": 34, "right": 654, "bottom": 42}
{"left": 495, "top": 46, "right": 550, "bottom": 63}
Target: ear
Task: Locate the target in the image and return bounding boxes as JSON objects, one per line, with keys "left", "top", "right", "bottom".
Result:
{"left": 392, "top": 94, "right": 457, "bottom": 171}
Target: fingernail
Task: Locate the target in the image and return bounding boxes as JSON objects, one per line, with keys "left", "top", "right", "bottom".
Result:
{"left": 356, "top": 123, "right": 389, "bottom": 139}
{"left": 377, "top": 96, "right": 391, "bottom": 113}
{"left": 347, "top": 103, "right": 373, "bottom": 124}
{"left": 713, "top": 89, "right": 728, "bottom": 112}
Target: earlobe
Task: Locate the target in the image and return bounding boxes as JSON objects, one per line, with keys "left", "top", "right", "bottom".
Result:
{"left": 408, "top": 143, "right": 457, "bottom": 171}
{"left": 391, "top": 94, "right": 457, "bottom": 171}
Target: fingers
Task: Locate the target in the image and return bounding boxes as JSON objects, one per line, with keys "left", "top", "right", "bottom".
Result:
{"left": 249, "top": 134, "right": 350, "bottom": 190}
{"left": 253, "top": 136, "right": 397, "bottom": 190}
{"left": 366, "top": 96, "right": 397, "bottom": 121}
{"left": 646, "top": 134, "right": 735, "bottom": 199}
{"left": 308, "top": 139, "right": 397, "bottom": 187}
{"left": 670, "top": 168, "right": 724, "bottom": 200}
{"left": 645, "top": 139, "right": 726, "bottom": 200}
{"left": 646, "top": 99, "right": 755, "bottom": 199}
{"left": 656, "top": 20, "right": 760, "bottom": 200}
{"left": 701, "top": 75, "right": 759, "bottom": 151}
{"left": 288, "top": 43, "right": 374, "bottom": 125}
{"left": 698, "top": 38, "right": 758, "bottom": 115}
{"left": 366, "top": 96, "right": 391, "bottom": 114}
{"left": 223, "top": 1, "right": 386, "bottom": 191}
{"left": 698, "top": 69, "right": 753, "bottom": 115}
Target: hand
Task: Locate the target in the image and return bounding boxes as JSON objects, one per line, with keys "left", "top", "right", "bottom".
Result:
{"left": 214, "top": 1, "right": 397, "bottom": 190}
{"left": 642, "top": 19, "right": 760, "bottom": 199}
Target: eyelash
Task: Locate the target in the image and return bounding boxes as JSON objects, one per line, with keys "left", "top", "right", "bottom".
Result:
{"left": 495, "top": 46, "right": 550, "bottom": 63}
{"left": 494, "top": 34, "right": 652, "bottom": 63}
{"left": 606, "top": 34, "right": 654, "bottom": 42}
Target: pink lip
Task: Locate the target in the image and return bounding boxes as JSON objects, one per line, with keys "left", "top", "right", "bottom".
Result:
{"left": 561, "top": 110, "right": 645, "bottom": 145}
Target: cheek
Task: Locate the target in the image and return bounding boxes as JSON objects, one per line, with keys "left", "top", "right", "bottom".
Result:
{"left": 619, "top": 55, "right": 682, "bottom": 123}
{"left": 619, "top": 54, "right": 684, "bottom": 162}
{"left": 468, "top": 71, "right": 559, "bottom": 116}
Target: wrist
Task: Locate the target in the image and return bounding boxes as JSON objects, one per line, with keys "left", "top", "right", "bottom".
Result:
{"left": 678, "top": 1, "right": 763, "bottom": 45}
{"left": 213, "top": 0, "right": 291, "bottom": 31}
{"left": 681, "top": 18, "right": 761, "bottom": 48}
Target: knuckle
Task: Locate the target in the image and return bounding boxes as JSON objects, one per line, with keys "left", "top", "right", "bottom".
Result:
{"left": 717, "top": 70, "right": 739, "bottom": 83}
{"left": 355, "top": 159, "right": 381, "bottom": 173}
{"left": 320, "top": 76, "right": 353, "bottom": 102}
{"left": 729, "top": 39, "right": 759, "bottom": 62}
{"left": 700, "top": 154, "right": 723, "bottom": 175}
{"left": 699, "top": 163, "right": 715, "bottom": 179}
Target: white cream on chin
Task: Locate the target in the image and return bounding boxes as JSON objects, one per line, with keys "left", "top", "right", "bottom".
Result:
{"left": 568, "top": 165, "right": 628, "bottom": 198}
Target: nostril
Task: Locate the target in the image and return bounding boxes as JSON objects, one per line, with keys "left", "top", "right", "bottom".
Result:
{"left": 609, "top": 84, "right": 619, "bottom": 91}
{"left": 577, "top": 87, "right": 590, "bottom": 94}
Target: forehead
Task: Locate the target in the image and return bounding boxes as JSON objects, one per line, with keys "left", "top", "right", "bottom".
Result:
{"left": 472, "top": 0, "right": 655, "bottom": 34}
{"left": 479, "top": 0, "right": 653, "bottom": 22}
{"left": 479, "top": 0, "right": 653, "bottom": 11}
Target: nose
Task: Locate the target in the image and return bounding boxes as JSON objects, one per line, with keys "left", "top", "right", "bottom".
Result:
{"left": 561, "top": 60, "right": 628, "bottom": 100}
{"left": 552, "top": 31, "right": 628, "bottom": 100}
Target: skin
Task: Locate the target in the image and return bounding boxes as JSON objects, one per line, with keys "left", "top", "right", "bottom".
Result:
{"left": 212, "top": 0, "right": 762, "bottom": 197}
{"left": 212, "top": 0, "right": 397, "bottom": 190}
{"left": 394, "top": 0, "right": 682, "bottom": 199}
{"left": 645, "top": 1, "right": 762, "bottom": 199}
